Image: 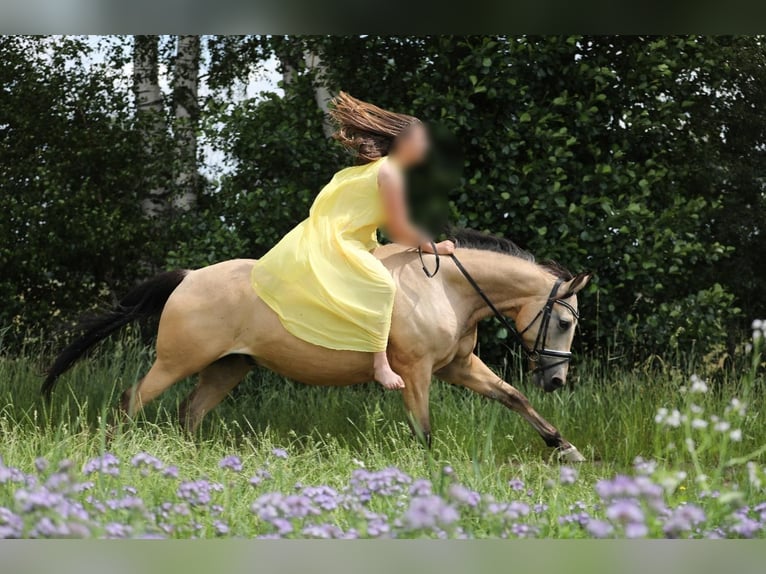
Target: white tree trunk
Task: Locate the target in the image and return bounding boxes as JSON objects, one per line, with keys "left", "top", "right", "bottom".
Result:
{"left": 172, "top": 35, "right": 201, "bottom": 212}
{"left": 304, "top": 51, "right": 334, "bottom": 138}
{"left": 132, "top": 35, "right": 166, "bottom": 217}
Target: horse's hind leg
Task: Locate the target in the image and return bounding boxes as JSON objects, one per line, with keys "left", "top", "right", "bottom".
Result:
{"left": 121, "top": 356, "right": 203, "bottom": 418}
{"left": 179, "top": 355, "right": 253, "bottom": 434}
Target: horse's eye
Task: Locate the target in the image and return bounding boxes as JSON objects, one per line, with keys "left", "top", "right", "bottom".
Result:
{"left": 558, "top": 319, "right": 572, "bottom": 330}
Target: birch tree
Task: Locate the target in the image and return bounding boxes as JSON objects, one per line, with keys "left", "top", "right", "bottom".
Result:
{"left": 172, "top": 35, "right": 201, "bottom": 212}
{"left": 132, "top": 35, "right": 166, "bottom": 217}
{"left": 304, "top": 51, "right": 334, "bottom": 138}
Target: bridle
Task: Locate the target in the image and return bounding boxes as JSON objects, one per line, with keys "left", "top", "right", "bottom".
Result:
{"left": 418, "top": 243, "right": 579, "bottom": 373}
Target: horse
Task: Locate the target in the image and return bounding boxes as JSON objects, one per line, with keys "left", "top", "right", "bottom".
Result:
{"left": 42, "top": 229, "right": 591, "bottom": 462}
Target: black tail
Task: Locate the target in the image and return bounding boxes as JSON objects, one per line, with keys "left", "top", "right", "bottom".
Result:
{"left": 41, "top": 270, "right": 189, "bottom": 400}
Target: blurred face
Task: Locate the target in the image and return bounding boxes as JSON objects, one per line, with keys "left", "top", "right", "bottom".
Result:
{"left": 392, "top": 123, "right": 430, "bottom": 167}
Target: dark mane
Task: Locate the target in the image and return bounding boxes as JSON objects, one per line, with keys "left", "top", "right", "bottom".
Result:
{"left": 449, "top": 228, "right": 573, "bottom": 280}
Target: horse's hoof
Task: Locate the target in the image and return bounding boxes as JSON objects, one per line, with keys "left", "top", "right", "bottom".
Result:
{"left": 559, "top": 445, "right": 586, "bottom": 463}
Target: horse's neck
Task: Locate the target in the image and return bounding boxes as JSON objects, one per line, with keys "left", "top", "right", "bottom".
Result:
{"left": 446, "top": 249, "right": 555, "bottom": 324}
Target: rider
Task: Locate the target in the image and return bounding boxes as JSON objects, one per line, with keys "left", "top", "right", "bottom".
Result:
{"left": 251, "top": 92, "right": 455, "bottom": 391}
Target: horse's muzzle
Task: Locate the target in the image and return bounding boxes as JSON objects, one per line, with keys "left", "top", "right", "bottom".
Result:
{"left": 543, "top": 376, "right": 565, "bottom": 392}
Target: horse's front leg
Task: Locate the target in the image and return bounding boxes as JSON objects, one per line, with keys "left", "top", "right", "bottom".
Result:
{"left": 437, "top": 353, "right": 585, "bottom": 462}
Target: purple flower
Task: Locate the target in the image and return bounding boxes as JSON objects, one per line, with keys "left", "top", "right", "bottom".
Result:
{"left": 402, "top": 495, "right": 459, "bottom": 531}
{"left": 34, "top": 458, "right": 49, "bottom": 474}
{"left": 508, "top": 478, "right": 525, "bottom": 492}
{"left": 272, "top": 448, "right": 288, "bottom": 460}
{"left": 249, "top": 469, "right": 272, "bottom": 487}
{"left": 586, "top": 519, "right": 614, "bottom": 538}
{"left": 163, "top": 466, "right": 179, "bottom": 479}
{"left": 365, "top": 513, "right": 391, "bottom": 538}
{"left": 0, "top": 507, "right": 24, "bottom": 539}
{"left": 218, "top": 455, "right": 243, "bottom": 473}
{"left": 559, "top": 512, "right": 590, "bottom": 527}
{"left": 104, "top": 522, "right": 133, "bottom": 539}
{"left": 214, "top": 520, "right": 230, "bottom": 536}
{"left": 409, "top": 479, "right": 433, "bottom": 497}
{"left": 271, "top": 517, "right": 293, "bottom": 535}
{"left": 105, "top": 496, "right": 144, "bottom": 511}
{"left": 14, "top": 488, "right": 65, "bottom": 512}
{"left": 624, "top": 522, "right": 649, "bottom": 538}
{"left": 663, "top": 504, "right": 706, "bottom": 538}
{"left": 505, "top": 501, "right": 531, "bottom": 520}
{"left": 284, "top": 495, "right": 319, "bottom": 519}
{"left": 510, "top": 523, "right": 539, "bottom": 538}
{"left": 448, "top": 484, "right": 481, "bottom": 508}
{"left": 176, "top": 480, "right": 223, "bottom": 507}
{"left": 606, "top": 500, "right": 645, "bottom": 525}
{"left": 560, "top": 466, "right": 579, "bottom": 485}
{"left": 30, "top": 517, "right": 90, "bottom": 539}
{"left": 349, "top": 467, "right": 412, "bottom": 502}
{"left": 302, "top": 523, "right": 345, "bottom": 539}
{"left": 82, "top": 453, "right": 120, "bottom": 477}
{"left": 302, "top": 485, "right": 340, "bottom": 511}
{"left": 730, "top": 517, "right": 762, "bottom": 538}
{"left": 131, "top": 453, "right": 165, "bottom": 476}
{"left": 0, "top": 458, "right": 27, "bottom": 484}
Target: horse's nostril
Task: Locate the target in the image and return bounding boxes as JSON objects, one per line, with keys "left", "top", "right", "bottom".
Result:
{"left": 551, "top": 377, "right": 564, "bottom": 389}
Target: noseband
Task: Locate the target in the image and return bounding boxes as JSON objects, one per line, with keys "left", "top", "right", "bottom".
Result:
{"left": 418, "top": 246, "right": 578, "bottom": 373}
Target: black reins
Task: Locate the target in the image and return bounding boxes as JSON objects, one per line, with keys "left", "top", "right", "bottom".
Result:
{"left": 417, "top": 245, "right": 579, "bottom": 373}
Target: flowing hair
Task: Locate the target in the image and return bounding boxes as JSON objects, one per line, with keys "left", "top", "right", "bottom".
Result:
{"left": 328, "top": 92, "right": 421, "bottom": 163}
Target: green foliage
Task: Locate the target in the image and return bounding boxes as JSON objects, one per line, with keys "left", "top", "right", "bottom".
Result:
{"left": 204, "top": 35, "right": 764, "bottom": 360}
{"left": 2, "top": 35, "right": 765, "bottom": 362}
{"left": 0, "top": 339, "right": 764, "bottom": 537}
{"left": 209, "top": 80, "right": 346, "bottom": 259}
{"left": 0, "top": 37, "right": 155, "bottom": 345}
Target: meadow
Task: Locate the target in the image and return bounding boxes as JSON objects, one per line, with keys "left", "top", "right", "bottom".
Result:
{"left": 0, "top": 327, "right": 764, "bottom": 539}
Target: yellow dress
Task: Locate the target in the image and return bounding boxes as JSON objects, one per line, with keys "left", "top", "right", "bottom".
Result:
{"left": 251, "top": 157, "right": 396, "bottom": 352}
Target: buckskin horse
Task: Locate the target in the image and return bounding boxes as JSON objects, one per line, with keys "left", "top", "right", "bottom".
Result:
{"left": 43, "top": 229, "right": 591, "bottom": 462}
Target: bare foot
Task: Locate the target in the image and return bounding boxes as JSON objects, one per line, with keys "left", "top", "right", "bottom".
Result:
{"left": 374, "top": 365, "right": 405, "bottom": 390}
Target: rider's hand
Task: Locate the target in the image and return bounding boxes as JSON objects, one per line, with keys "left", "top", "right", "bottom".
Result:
{"left": 421, "top": 240, "right": 456, "bottom": 255}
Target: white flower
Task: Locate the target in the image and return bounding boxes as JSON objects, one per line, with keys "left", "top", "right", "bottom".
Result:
{"left": 726, "top": 398, "right": 747, "bottom": 417}
{"left": 655, "top": 408, "right": 669, "bottom": 424}
{"left": 714, "top": 421, "right": 731, "bottom": 433}
{"left": 689, "top": 375, "right": 708, "bottom": 394}
{"left": 685, "top": 438, "right": 696, "bottom": 453}
{"left": 753, "top": 319, "right": 765, "bottom": 342}
{"left": 691, "top": 418, "right": 708, "bottom": 430}
{"left": 695, "top": 474, "right": 709, "bottom": 484}
{"left": 747, "top": 462, "right": 762, "bottom": 490}
{"left": 666, "top": 409, "right": 683, "bottom": 428}
{"left": 730, "top": 429, "right": 743, "bottom": 442}
{"left": 690, "top": 404, "right": 704, "bottom": 415}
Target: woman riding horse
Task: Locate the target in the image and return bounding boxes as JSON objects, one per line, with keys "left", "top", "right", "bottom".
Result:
{"left": 43, "top": 95, "right": 592, "bottom": 462}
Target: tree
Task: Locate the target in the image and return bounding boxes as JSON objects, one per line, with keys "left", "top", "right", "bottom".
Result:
{"left": 172, "top": 35, "right": 201, "bottom": 212}
{"left": 0, "top": 36, "right": 151, "bottom": 346}
{"left": 132, "top": 35, "right": 167, "bottom": 218}
{"left": 203, "top": 35, "right": 766, "bottom": 360}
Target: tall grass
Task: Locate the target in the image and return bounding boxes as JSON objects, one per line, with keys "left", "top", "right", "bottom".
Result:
{"left": 0, "top": 335, "right": 763, "bottom": 538}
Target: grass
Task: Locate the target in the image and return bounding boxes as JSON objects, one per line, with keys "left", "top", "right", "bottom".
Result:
{"left": 0, "top": 336, "right": 764, "bottom": 538}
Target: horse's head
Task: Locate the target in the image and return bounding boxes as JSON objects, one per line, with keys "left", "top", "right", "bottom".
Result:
{"left": 515, "top": 272, "right": 592, "bottom": 392}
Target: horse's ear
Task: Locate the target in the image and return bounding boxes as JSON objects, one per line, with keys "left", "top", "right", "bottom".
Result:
{"left": 559, "top": 272, "right": 592, "bottom": 298}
